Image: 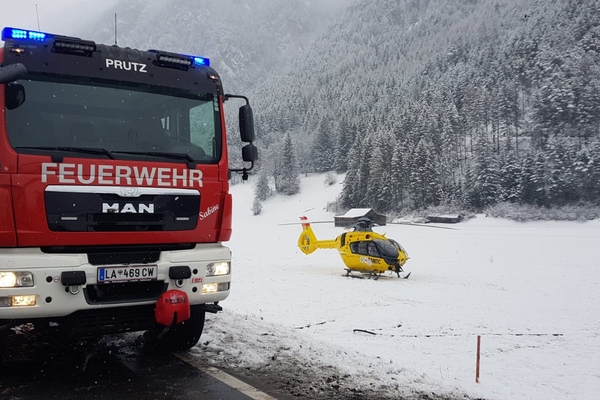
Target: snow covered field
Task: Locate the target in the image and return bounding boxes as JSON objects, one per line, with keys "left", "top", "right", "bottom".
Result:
{"left": 192, "top": 173, "right": 600, "bottom": 400}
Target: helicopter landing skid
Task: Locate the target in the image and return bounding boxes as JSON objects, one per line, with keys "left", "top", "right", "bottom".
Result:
{"left": 344, "top": 269, "right": 383, "bottom": 280}
{"left": 344, "top": 269, "right": 411, "bottom": 280}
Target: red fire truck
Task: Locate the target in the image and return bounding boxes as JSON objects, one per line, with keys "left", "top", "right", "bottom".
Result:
{"left": 0, "top": 27, "right": 257, "bottom": 352}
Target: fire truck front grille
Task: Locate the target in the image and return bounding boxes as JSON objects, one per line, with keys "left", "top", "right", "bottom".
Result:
{"left": 89, "top": 213, "right": 166, "bottom": 232}
{"left": 41, "top": 243, "right": 195, "bottom": 264}
{"left": 45, "top": 191, "right": 200, "bottom": 232}
{"left": 87, "top": 251, "right": 160, "bottom": 265}
{"left": 84, "top": 281, "right": 168, "bottom": 304}
{"left": 65, "top": 304, "right": 157, "bottom": 338}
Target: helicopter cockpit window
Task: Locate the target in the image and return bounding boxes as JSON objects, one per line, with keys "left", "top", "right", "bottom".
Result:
{"left": 367, "top": 242, "right": 380, "bottom": 257}
{"left": 389, "top": 239, "right": 407, "bottom": 254}
{"left": 350, "top": 240, "right": 399, "bottom": 258}
{"left": 375, "top": 240, "right": 400, "bottom": 258}
{"left": 350, "top": 242, "right": 363, "bottom": 255}
{"left": 350, "top": 241, "right": 376, "bottom": 256}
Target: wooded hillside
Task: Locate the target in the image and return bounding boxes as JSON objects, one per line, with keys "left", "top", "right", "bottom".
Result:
{"left": 253, "top": 0, "right": 600, "bottom": 212}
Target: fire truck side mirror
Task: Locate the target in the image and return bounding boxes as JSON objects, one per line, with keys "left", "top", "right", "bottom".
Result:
{"left": 5, "top": 83, "right": 26, "bottom": 110}
{"left": 0, "top": 63, "right": 27, "bottom": 85}
{"left": 239, "top": 104, "right": 255, "bottom": 143}
{"left": 242, "top": 143, "right": 258, "bottom": 162}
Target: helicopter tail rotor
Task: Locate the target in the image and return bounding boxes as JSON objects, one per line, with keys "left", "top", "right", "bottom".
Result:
{"left": 298, "top": 216, "right": 319, "bottom": 255}
{"left": 296, "top": 216, "right": 337, "bottom": 254}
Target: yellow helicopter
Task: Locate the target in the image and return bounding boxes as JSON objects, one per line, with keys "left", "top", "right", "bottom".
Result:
{"left": 287, "top": 216, "right": 455, "bottom": 280}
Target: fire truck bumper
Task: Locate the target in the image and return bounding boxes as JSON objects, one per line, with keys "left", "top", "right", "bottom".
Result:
{"left": 0, "top": 243, "right": 231, "bottom": 320}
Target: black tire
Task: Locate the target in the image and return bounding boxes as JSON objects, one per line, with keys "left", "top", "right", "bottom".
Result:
{"left": 153, "top": 305, "right": 206, "bottom": 352}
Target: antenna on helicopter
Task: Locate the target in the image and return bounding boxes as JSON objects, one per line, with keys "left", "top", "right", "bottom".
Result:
{"left": 35, "top": 4, "right": 41, "bottom": 30}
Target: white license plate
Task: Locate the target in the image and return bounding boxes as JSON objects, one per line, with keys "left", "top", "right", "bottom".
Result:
{"left": 97, "top": 265, "right": 158, "bottom": 283}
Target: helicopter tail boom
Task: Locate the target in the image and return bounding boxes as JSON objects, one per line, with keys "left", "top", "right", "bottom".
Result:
{"left": 298, "top": 216, "right": 336, "bottom": 254}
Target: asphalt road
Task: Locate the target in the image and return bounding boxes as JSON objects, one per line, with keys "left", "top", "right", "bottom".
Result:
{"left": 0, "top": 331, "right": 474, "bottom": 400}
{"left": 0, "top": 332, "right": 282, "bottom": 400}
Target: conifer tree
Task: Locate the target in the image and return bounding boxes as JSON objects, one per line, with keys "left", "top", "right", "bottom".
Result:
{"left": 254, "top": 171, "right": 272, "bottom": 201}
{"left": 498, "top": 151, "right": 520, "bottom": 203}
{"left": 277, "top": 133, "right": 301, "bottom": 195}
{"left": 339, "top": 137, "right": 363, "bottom": 208}
{"left": 575, "top": 142, "right": 600, "bottom": 203}
{"left": 366, "top": 132, "right": 395, "bottom": 212}
{"left": 464, "top": 136, "right": 500, "bottom": 209}
{"left": 516, "top": 150, "right": 537, "bottom": 205}
{"left": 251, "top": 197, "right": 263, "bottom": 216}
{"left": 545, "top": 138, "right": 578, "bottom": 205}
{"left": 312, "top": 116, "right": 335, "bottom": 172}
{"left": 391, "top": 140, "right": 409, "bottom": 209}
{"left": 531, "top": 151, "right": 548, "bottom": 207}
{"left": 332, "top": 119, "right": 356, "bottom": 173}
{"left": 408, "top": 139, "right": 439, "bottom": 209}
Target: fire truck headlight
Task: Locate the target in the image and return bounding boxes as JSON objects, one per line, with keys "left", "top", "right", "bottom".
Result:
{"left": 202, "top": 282, "right": 229, "bottom": 294}
{"left": 0, "top": 295, "right": 37, "bottom": 307}
{"left": 11, "top": 295, "right": 37, "bottom": 307}
{"left": 0, "top": 271, "right": 34, "bottom": 287}
{"left": 205, "top": 262, "right": 230, "bottom": 277}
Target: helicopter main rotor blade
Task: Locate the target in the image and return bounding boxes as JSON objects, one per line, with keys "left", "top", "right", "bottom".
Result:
{"left": 389, "top": 221, "right": 459, "bottom": 230}
{"left": 277, "top": 220, "right": 334, "bottom": 226}
{"left": 278, "top": 217, "right": 458, "bottom": 230}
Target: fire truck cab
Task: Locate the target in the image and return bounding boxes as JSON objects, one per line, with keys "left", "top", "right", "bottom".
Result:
{"left": 0, "top": 27, "right": 257, "bottom": 352}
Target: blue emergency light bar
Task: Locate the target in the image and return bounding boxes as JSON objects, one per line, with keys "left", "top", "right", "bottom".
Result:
{"left": 1, "top": 27, "right": 51, "bottom": 42}
{"left": 2, "top": 26, "right": 210, "bottom": 67}
{"left": 151, "top": 49, "right": 211, "bottom": 68}
{"left": 193, "top": 56, "right": 210, "bottom": 66}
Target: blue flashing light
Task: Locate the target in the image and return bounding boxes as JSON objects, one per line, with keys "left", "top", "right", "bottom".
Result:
{"left": 193, "top": 56, "right": 210, "bottom": 67}
{"left": 9, "top": 29, "right": 28, "bottom": 39}
{"left": 149, "top": 49, "right": 211, "bottom": 67}
{"left": 28, "top": 31, "right": 47, "bottom": 41}
{"left": 2, "top": 27, "right": 51, "bottom": 42}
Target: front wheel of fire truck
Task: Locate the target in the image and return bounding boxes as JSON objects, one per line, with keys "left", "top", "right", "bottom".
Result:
{"left": 151, "top": 305, "right": 206, "bottom": 352}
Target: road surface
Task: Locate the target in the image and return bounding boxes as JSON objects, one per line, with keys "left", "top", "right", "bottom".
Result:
{"left": 0, "top": 331, "right": 288, "bottom": 400}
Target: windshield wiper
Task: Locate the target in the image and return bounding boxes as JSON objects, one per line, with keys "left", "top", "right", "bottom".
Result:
{"left": 16, "top": 147, "right": 198, "bottom": 167}
{"left": 15, "top": 146, "right": 115, "bottom": 160}
{"left": 113, "top": 150, "right": 196, "bottom": 164}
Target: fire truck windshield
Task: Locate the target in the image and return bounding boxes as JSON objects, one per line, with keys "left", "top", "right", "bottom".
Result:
{"left": 4, "top": 77, "right": 221, "bottom": 162}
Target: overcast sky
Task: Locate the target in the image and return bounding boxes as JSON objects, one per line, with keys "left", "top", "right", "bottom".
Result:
{"left": 0, "top": 0, "right": 118, "bottom": 39}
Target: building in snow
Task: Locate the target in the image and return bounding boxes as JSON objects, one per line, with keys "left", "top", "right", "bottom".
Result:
{"left": 334, "top": 208, "right": 386, "bottom": 227}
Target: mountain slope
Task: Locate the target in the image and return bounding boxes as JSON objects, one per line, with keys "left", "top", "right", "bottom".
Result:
{"left": 251, "top": 0, "right": 600, "bottom": 211}
{"left": 86, "top": 0, "right": 353, "bottom": 93}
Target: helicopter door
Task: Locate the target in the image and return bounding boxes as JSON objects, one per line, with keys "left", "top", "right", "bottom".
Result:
{"left": 349, "top": 241, "right": 381, "bottom": 258}
{"left": 340, "top": 233, "right": 347, "bottom": 247}
{"left": 367, "top": 242, "right": 380, "bottom": 257}
{"left": 350, "top": 241, "right": 364, "bottom": 255}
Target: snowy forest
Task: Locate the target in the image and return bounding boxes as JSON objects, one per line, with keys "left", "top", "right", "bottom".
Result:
{"left": 251, "top": 0, "right": 600, "bottom": 214}
{"left": 85, "top": 0, "right": 600, "bottom": 215}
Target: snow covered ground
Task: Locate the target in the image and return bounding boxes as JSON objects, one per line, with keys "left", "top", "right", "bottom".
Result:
{"left": 191, "top": 173, "right": 600, "bottom": 400}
